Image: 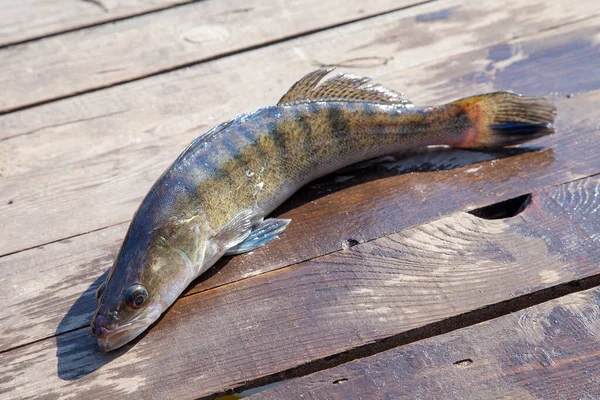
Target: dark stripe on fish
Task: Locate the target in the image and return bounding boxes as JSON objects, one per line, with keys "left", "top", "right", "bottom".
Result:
{"left": 269, "top": 121, "right": 286, "bottom": 159}
{"left": 327, "top": 106, "right": 349, "bottom": 141}
{"left": 296, "top": 113, "right": 313, "bottom": 157}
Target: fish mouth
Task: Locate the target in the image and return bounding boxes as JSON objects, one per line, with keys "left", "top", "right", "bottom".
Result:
{"left": 94, "top": 305, "right": 162, "bottom": 352}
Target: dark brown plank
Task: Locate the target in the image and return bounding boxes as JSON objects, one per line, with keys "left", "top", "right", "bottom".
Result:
{"left": 2, "top": 17, "right": 600, "bottom": 352}
{"left": 0, "top": 0, "right": 420, "bottom": 112}
{"left": 1, "top": 175, "right": 599, "bottom": 399}
{"left": 2, "top": 2, "right": 599, "bottom": 256}
{"left": 252, "top": 286, "right": 600, "bottom": 400}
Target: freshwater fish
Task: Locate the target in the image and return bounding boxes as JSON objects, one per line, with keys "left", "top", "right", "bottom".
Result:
{"left": 91, "top": 69, "right": 556, "bottom": 351}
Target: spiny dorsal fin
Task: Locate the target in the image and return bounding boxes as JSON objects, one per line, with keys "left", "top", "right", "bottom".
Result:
{"left": 278, "top": 68, "right": 413, "bottom": 107}
{"left": 278, "top": 69, "right": 333, "bottom": 104}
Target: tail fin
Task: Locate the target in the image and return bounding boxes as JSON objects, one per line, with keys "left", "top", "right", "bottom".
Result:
{"left": 450, "top": 92, "right": 556, "bottom": 148}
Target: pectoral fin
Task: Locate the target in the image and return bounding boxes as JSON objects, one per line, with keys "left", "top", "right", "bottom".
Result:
{"left": 212, "top": 209, "right": 256, "bottom": 249}
{"left": 225, "top": 218, "right": 291, "bottom": 256}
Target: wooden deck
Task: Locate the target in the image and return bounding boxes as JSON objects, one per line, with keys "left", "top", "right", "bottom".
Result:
{"left": 1, "top": 0, "right": 599, "bottom": 398}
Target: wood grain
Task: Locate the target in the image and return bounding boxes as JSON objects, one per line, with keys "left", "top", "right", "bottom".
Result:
{"left": 0, "top": 0, "right": 194, "bottom": 47}
{"left": 1, "top": 16, "right": 600, "bottom": 351}
{"left": 252, "top": 286, "right": 600, "bottom": 400}
{"left": 1, "top": 175, "right": 599, "bottom": 399}
{"left": 0, "top": 0, "right": 423, "bottom": 112}
{"left": 1, "top": 1, "right": 599, "bottom": 256}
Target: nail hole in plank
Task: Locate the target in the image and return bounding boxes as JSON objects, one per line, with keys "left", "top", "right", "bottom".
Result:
{"left": 332, "top": 378, "right": 348, "bottom": 384}
{"left": 453, "top": 358, "right": 474, "bottom": 368}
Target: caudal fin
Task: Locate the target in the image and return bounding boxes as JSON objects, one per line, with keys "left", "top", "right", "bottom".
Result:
{"left": 450, "top": 92, "right": 556, "bottom": 148}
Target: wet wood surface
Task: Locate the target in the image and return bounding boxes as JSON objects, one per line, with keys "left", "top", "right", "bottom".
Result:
{"left": 251, "top": 285, "right": 600, "bottom": 400}
{"left": 1, "top": 0, "right": 599, "bottom": 399}
{"left": 2, "top": 175, "right": 600, "bottom": 398}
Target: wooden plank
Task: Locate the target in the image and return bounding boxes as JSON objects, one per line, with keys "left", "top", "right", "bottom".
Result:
{"left": 0, "top": 0, "right": 194, "bottom": 47}
{"left": 1, "top": 0, "right": 598, "bottom": 255}
{"left": 0, "top": 0, "right": 422, "bottom": 112}
{"left": 252, "top": 286, "right": 600, "bottom": 400}
{"left": 1, "top": 15, "right": 600, "bottom": 351}
{"left": 0, "top": 224, "right": 125, "bottom": 352}
{"left": 1, "top": 174, "right": 599, "bottom": 399}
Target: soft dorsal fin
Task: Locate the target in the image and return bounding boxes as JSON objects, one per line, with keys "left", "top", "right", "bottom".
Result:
{"left": 278, "top": 68, "right": 413, "bottom": 107}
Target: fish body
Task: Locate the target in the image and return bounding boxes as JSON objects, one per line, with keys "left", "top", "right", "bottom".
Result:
{"left": 91, "top": 70, "right": 556, "bottom": 351}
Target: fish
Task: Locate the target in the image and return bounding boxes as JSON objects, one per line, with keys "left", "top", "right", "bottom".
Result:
{"left": 91, "top": 69, "right": 556, "bottom": 351}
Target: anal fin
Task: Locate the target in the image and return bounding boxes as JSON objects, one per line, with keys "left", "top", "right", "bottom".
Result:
{"left": 224, "top": 218, "right": 291, "bottom": 256}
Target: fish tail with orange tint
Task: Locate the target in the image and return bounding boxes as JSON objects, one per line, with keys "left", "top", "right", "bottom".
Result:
{"left": 446, "top": 92, "right": 556, "bottom": 148}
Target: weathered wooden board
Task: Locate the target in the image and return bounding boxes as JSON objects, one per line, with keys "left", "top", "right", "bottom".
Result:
{"left": 1, "top": 4, "right": 599, "bottom": 256}
{"left": 0, "top": 0, "right": 423, "bottom": 112}
{"left": 1, "top": 18, "right": 600, "bottom": 352}
{"left": 0, "top": 224, "right": 124, "bottom": 351}
{"left": 0, "top": 0, "right": 194, "bottom": 47}
{"left": 2, "top": 0, "right": 598, "bottom": 121}
{"left": 1, "top": 175, "right": 599, "bottom": 399}
{"left": 252, "top": 286, "right": 600, "bottom": 400}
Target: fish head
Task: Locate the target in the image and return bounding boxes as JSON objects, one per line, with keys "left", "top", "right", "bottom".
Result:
{"left": 91, "top": 214, "right": 207, "bottom": 352}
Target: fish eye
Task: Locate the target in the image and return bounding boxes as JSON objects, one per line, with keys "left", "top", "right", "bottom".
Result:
{"left": 95, "top": 281, "right": 106, "bottom": 300}
{"left": 125, "top": 284, "right": 148, "bottom": 308}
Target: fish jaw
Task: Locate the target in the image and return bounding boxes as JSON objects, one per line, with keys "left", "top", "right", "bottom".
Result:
{"left": 92, "top": 304, "right": 162, "bottom": 352}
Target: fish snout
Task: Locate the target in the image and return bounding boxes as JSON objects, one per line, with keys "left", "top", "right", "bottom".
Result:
{"left": 90, "top": 314, "right": 112, "bottom": 338}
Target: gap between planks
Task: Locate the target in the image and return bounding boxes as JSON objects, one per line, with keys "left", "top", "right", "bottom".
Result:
{"left": 235, "top": 276, "right": 600, "bottom": 399}
{"left": 248, "top": 285, "right": 600, "bottom": 399}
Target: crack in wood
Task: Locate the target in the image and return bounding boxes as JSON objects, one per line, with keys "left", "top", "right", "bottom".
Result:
{"left": 0, "top": 110, "right": 128, "bottom": 142}
{"left": 0, "top": 1, "right": 203, "bottom": 50}
{"left": 80, "top": 0, "right": 109, "bottom": 13}
{"left": 468, "top": 194, "right": 532, "bottom": 220}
